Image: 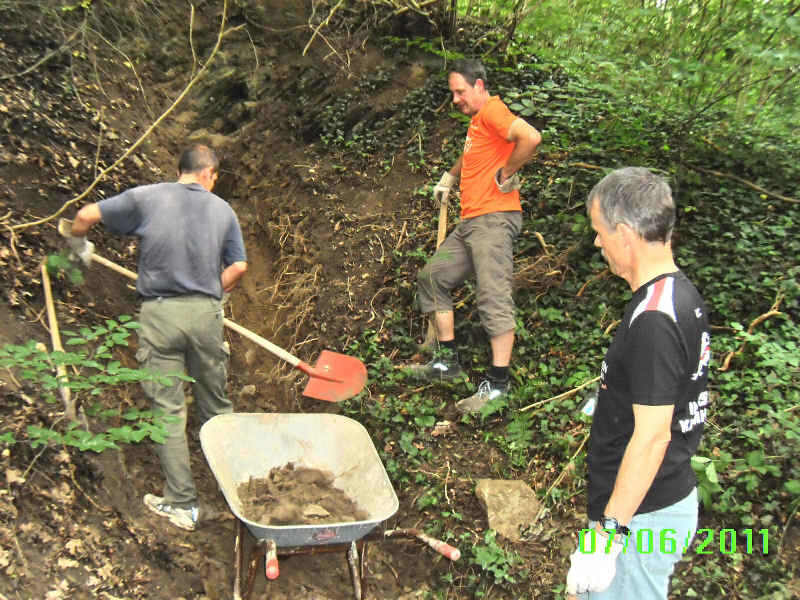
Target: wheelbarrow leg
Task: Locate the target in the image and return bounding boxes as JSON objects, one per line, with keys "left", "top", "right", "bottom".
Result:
{"left": 234, "top": 519, "right": 244, "bottom": 600}
{"left": 347, "top": 541, "right": 362, "bottom": 600}
{"left": 244, "top": 540, "right": 266, "bottom": 599}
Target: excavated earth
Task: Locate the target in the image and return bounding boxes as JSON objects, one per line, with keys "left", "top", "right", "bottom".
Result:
{"left": 0, "top": 2, "right": 500, "bottom": 599}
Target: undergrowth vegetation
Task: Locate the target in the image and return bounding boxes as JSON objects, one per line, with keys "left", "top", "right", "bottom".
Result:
{"left": 1, "top": 1, "right": 797, "bottom": 598}
{"left": 321, "top": 17, "right": 798, "bottom": 599}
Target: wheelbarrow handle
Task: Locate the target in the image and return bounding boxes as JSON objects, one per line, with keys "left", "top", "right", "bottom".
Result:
{"left": 265, "top": 539, "right": 279, "bottom": 580}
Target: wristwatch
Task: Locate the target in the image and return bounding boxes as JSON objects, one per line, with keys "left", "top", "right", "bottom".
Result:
{"left": 600, "top": 515, "right": 631, "bottom": 537}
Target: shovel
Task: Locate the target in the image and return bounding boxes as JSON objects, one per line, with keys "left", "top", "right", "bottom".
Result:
{"left": 57, "top": 219, "right": 367, "bottom": 402}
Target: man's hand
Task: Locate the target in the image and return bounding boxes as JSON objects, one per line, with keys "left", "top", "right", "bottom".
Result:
{"left": 495, "top": 168, "right": 521, "bottom": 193}
{"left": 66, "top": 235, "right": 95, "bottom": 267}
{"left": 565, "top": 530, "right": 623, "bottom": 595}
{"left": 433, "top": 172, "right": 456, "bottom": 206}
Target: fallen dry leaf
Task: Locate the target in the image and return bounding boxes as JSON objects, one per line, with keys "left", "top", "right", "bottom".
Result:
{"left": 5, "top": 469, "right": 25, "bottom": 486}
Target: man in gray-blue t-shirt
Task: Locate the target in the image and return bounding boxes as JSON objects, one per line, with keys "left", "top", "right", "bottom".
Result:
{"left": 68, "top": 144, "right": 247, "bottom": 531}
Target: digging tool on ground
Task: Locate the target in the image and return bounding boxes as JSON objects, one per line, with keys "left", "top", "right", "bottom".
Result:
{"left": 57, "top": 219, "right": 367, "bottom": 402}
{"left": 421, "top": 194, "right": 449, "bottom": 349}
{"left": 40, "top": 261, "right": 77, "bottom": 421}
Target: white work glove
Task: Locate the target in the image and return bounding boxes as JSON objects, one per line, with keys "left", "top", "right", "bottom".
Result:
{"left": 565, "top": 530, "right": 624, "bottom": 595}
{"left": 495, "top": 167, "right": 521, "bottom": 193}
{"left": 66, "top": 235, "right": 95, "bottom": 267}
{"left": 433, "top": 172, "right": 456, "bottom": 206}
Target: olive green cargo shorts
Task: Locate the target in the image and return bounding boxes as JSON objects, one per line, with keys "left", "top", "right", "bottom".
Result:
{"left": 417, "top": 211, "right": 522, "bottom": 338}
{"left": 135, "top": 295, "right": 231, "bottom": 506}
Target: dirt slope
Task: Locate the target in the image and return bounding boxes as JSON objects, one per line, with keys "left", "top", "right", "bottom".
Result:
{"left": 0, "top": 2, "right": 475, "bottom": 599}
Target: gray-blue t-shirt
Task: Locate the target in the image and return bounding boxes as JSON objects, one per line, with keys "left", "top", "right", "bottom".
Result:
{"left": 98, "top": 182, "right": 247, "bottom": 299}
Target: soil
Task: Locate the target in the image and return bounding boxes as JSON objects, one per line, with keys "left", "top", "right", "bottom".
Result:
{"left": 237, "top": 465, "right": 368, "bottom": 526}
{"left": 1, "top": 3, "right": 485, "bottom": 599}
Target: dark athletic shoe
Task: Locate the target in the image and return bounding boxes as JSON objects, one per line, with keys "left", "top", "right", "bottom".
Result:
{"left": 405, "top": 351, "right": 464, "bottom": 382}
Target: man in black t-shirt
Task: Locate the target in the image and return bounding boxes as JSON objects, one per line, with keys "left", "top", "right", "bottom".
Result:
{"left": 566, "top": 168, "right": 710, "bottom": 599}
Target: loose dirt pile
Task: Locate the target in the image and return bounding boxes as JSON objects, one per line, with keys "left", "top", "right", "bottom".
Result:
{"left": 237, "top": 463, "right": 368, "bottom": 525}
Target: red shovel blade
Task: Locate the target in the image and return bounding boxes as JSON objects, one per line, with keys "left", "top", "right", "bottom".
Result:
{"left": 301, "top": 350, "right": 367, "bottom": 402}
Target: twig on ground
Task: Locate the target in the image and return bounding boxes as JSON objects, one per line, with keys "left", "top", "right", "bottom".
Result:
{"left": 520, "top": 376, "right": 600, "bottom": 413}
{"left": 535, "top": 429, "right": 589, "bottom": 521}
{"left": 303, "top": 0, "right": 344, "bottom": 56}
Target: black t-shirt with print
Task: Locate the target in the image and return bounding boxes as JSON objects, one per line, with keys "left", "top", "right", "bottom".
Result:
{"left": 587, "top": 271, "right": 711, "bottom": 520}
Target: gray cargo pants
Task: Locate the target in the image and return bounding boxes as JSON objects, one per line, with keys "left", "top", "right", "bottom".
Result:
{"left": 136, "top": 295, "right": 231, "bottom": 507}
{"left": 417, "top": 211, "right": 522, "bottom": 338}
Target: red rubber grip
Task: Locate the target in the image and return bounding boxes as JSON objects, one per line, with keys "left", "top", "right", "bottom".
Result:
{"left": 265, "top": 540, "right": 279, "bottom": 579}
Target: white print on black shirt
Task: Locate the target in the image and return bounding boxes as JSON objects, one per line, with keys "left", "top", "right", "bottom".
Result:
{"left": 691, "top": 330, "right": 711, "bottom": 381}
{"left": 599, "top": 360, "right": 608, "bottom": 390}
{"left": 680, "top": 390, "right": 709, "bottom": 433}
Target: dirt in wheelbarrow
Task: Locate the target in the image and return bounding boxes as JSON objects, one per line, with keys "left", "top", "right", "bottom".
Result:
{"left": 1, "top": 2, "right": 581, "bottom": 599}
{"left": 238, "top": 463, "right": 369, "bottom": 525}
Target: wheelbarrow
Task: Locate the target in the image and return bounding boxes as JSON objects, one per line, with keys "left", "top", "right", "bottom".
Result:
{"left": 200, "top": 413, "right": 461, "bottom": 600}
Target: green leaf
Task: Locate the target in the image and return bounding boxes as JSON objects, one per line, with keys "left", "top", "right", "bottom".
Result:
{"left": 785, "top": 480, "right": 800, "bottom": 496}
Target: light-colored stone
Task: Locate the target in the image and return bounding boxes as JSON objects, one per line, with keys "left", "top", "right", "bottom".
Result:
{"left": 475, "top": 479, "right": 541, "bottom": 542}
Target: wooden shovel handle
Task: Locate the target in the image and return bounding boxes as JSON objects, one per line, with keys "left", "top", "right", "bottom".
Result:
{"left": 436, "top": 196, "right": 448, "bottom": 248}
{"left": 221, "top": 318, "right": 300, "bottom": 368}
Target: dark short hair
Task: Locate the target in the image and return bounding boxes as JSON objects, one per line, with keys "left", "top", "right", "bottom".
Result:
{"left": 587, "top": 167, "right": 675, "bottom": 242}
{"left": 450, "top": 59, "right": 487, "bottom": 87}
{"left": 178, "top": 144, "right": 219, "bottom": 175}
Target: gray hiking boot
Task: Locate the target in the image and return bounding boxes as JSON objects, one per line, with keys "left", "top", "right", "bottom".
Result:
{"left": 144, "top": 494, "right": 199, "bottom": 531}
{"left": 455, "top": 379, "right": 508, "bottom": 414}
{"left": 405, "top": 350, "right": 464, "bottom": 382}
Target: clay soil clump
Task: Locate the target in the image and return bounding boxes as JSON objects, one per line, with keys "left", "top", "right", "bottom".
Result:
{"left": 238, "top": 463, "right": 368, "bottom": 526}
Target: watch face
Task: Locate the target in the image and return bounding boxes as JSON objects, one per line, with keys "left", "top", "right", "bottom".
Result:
{"left": 602, "top": 517, "right": 630, "bottom": 535}
{"left": 601, "top": 517, "right": 618, "bottom": 529}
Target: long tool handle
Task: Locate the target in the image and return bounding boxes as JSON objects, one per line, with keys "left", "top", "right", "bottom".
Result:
{"left": 85, "top": 250, "right": 304, "bottom": 369}
{"left": 40, "top": 262, "right": 75, "bottom": 421}
{"left": 436, "top": 196, "right": 448, "bottom": 248}
{"left": 222, "top": 317, "right": 300, "bottom": 368}
{"left": 423, "top": 197, "right": 449, "bottom": 347}
{"left": 384, "top": 528, "right": 461, "bottom": 561}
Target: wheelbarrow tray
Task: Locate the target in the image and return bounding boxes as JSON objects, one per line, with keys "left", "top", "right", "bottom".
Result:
{"left": 200, "top": 413, "right": 399, "bottom": 547}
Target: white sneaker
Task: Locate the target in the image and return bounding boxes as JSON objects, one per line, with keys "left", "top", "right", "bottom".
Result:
{"left": 144, "top": 494, "right": 199, "bottom": 531}
{"left": 455, "top": 379, "right": 508, "bottom": 414}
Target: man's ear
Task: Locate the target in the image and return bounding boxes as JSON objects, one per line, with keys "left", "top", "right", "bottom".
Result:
{"left": 475, "top": 78, "right": 485, "bottom": 93}
{"left": 618, "top": 222, "right": 639, "bottom": 248}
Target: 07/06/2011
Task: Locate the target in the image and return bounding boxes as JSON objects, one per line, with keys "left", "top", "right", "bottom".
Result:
{"left": 578, "top": 528, "right": 769, "bottom": 555}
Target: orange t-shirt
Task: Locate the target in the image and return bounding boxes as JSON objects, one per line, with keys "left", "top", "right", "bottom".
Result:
{"left": 459, "top": 96, "right": 520, "bottom": 219}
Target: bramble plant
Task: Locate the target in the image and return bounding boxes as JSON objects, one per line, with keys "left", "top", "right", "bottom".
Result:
{"left": 0, "top": 315, "right": 189, "bottom": 452}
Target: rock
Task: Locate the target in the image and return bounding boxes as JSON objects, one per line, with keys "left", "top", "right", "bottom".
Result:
{"left": 475, "top": 479, "right": 541, "bottom": 542}
{"left": 303, "top": 503, "right": 331, "bottom": 519}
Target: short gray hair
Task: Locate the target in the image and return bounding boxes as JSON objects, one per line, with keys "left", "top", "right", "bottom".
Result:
{"left": 587, "top": 167, "right": 675, "bottom": 242}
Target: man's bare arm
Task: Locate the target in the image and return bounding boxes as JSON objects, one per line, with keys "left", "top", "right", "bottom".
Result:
{"left": 71, "top": 203, "right": 103, "bottom": 236}
{"left": 500, "top": 118, "right": 541, "bottom": 180}
{"left": 602, "top": 403, "right": 674, "bottom": 526}
{"left": 221, "top": 261, "right": 248, "bottom": 292}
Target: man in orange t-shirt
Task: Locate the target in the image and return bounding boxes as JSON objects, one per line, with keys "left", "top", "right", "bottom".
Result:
{"left": 412, "top": 59, "right": 541, "bottom": 413}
